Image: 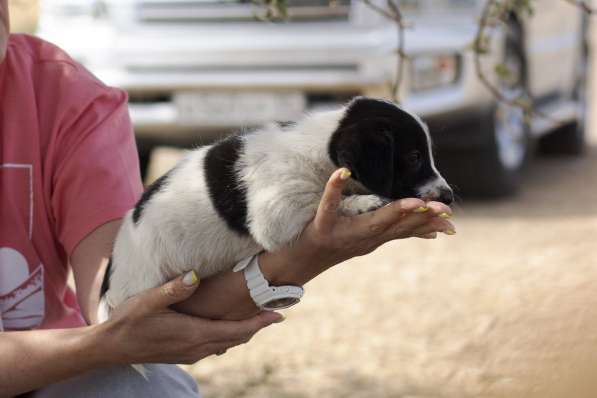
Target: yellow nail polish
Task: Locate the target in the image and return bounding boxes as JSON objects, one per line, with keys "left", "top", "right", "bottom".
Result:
{"left": 444, "top": 229, "right": 456, "bottom": 236}
{"left": 340, "top": 169, "right": 352, "bottom": 180}
{"left": 183, "top": 270, "right": 199, "bottom": 286}
{"left": 274, "top": 314, "right": 286, "bottom": 323}
{"left": 414, "top": 207, "right": 429, "bottom": 213}
{"left": 439, "top": 212, "right": 451, "bottom": 219}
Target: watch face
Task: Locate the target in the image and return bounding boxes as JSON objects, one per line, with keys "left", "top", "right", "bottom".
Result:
{"left": 264, "top": 296, "right": 300, "bottom": 310}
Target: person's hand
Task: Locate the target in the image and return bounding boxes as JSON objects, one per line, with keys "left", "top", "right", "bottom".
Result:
{"left": 260, "top": 168, "right": 456, "bottom": 283}
{"left": 308, "top": 167, "right": 456, "bottom": 261}
{"left": 96, "top": 271, "right": 284, "bottom": 365}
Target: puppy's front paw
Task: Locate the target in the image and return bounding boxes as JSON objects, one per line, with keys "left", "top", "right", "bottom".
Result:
{"left": 339, "top": 195, "right": 389, "bottom": 216}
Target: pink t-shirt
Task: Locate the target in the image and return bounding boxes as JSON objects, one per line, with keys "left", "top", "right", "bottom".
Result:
{"left": 0, "top": 34, "right": 143, "bottom": 331}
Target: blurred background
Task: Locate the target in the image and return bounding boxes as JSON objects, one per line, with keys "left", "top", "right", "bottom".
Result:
{"left": 9, "top": 0, "right": 597, "bottom": 396}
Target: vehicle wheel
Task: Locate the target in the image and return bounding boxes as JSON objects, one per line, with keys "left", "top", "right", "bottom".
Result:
{"left": 444, "top": 23, "right": 530, "bottom": 198}
{"left": 441, "top": 109, "right": 529, "bottom": 198}
{"left": 538, "top": 18, "right": 589, "bottom": 156}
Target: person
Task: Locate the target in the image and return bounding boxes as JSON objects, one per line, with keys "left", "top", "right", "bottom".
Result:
{"left": 0, "top": 1, "right": 456, "bottom": 396}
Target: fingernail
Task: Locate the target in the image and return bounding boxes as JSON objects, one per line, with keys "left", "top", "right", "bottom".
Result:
{"left": 340, "top": 168, "right": 352, "bottom": 180}
{"left": 444, "top": 229, "right": 457, "bottom": 236}
{"left": 273, "top": 314, "right": 286, "bottom": 323}
{"left": 414, "top": 207, "right": 429, "bottom": 213}
{"left": 183, "top": 270, "right": 199, "bottom": 286}
{"left": 439, "top": 212, "right": 451, "bottom": 219}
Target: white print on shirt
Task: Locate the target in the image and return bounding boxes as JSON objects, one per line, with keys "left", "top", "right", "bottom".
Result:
{"left": 0, "top": 164, "right": 45, "bottom": 331}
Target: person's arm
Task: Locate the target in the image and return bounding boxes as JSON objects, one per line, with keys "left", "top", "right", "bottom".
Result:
{"left": 70, "top": 219, "right": 120, "bottom": 324}
{"left": 0, "top": 274, "right": 282, "bottom": 397}
{"left": 4, "top": 213, "right": 283, "bottom": 397}
{"left": 0, "top": 322, "right": 111, "bottom": 396}
{"left": 173, "top": 168, "right": 456, "bottom": 320}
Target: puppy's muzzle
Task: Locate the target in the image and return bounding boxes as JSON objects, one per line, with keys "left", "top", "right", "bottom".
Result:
{"left": 437, "top": 186, "right": 454, "bottom": 205}
{"left": 416, "top": 177, "right": 454, "bottom": 205}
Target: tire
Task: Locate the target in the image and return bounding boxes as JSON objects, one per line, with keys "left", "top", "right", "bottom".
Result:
{"left": 539, "top": 17, "right": 589, "bottom": 156}
{"left": 441, "top": 23, "right": 530, "bottom": 198}
{"left": 439, "top": 108, "right": 528, "bottom": 198}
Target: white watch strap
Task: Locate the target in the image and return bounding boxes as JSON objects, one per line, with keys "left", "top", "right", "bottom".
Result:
{"left": 232, "top": 256, "right": 253, "bottom": 272}
{"left": 244, "top": 257, "right": 272, "bottom": 303}
{"left": 233, "top": 254, "right": 303, "bottom": 310}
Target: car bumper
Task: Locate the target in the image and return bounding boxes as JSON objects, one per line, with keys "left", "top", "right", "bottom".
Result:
{"left": 39, "top": 21, "right": 495, "bottom": 141}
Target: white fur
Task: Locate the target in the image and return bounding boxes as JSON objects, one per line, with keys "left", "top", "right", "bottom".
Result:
{"left": 104, "top": 108, "right": 347, "bottom": 310}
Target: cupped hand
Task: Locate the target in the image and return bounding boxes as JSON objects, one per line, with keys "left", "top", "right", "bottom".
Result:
{"left": 314, "top": 168, "right": 455, "bottom": 257}
{"left": 264, "top": 168, "right": 456, "bottom": 276}
{"left": 97, "top": 272, "right": 284, "bottom": 365}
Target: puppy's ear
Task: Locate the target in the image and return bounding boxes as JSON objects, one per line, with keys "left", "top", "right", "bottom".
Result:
{"left": 333, "top": 125, "right": 395, "bottom": 198}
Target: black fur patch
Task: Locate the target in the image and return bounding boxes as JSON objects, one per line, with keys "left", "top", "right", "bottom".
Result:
{"left": 337, "top": 98, "right": 402, "bottom": 131}
{"left": 328, "top": 97, "right": 436, "bottom": 200}
{"left": 100, "top": 258, "right": 112, "bottom": 298}
{"left": 276, "top": 120, "right": 295, "bottom": 129}
{"left": 204, "top": 135, "right": 249, "bottom": 235}
{"left": 132, "top": 171, "right": 171, "bottom": 224}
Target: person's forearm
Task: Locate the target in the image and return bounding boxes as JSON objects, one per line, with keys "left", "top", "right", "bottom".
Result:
{"left": 70, "top": 220, "right": 122, "bottom": 324}
{"left": 0, "top": 325, "right": 112, "bottom": 396}
{"left": 173, "top": 241, "right": 335, "bottom": 320}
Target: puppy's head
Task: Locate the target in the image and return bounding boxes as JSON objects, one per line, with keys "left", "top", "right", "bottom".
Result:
{"left": 328, "top": 97, "right": 453, "bottom": 204}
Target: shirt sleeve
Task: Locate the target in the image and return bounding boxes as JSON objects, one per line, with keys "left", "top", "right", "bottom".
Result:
{"left": 50, "top": 82, "right": 143, "bottom": 257}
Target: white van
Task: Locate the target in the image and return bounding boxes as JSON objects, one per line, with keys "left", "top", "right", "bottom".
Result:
{"left": 37, "top": 0, "right": 590, "bottom": 196}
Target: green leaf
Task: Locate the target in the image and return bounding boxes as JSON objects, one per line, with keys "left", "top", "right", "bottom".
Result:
{"left": 494, "top": 63, "right": 512, "bottom": 80}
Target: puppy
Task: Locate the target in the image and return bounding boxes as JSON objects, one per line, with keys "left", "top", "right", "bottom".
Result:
{"left": 99, "top": 97, "right": 453, "bottom": 320}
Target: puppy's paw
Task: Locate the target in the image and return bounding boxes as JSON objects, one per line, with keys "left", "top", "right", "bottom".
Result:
{"left": 338, "top": 195, "right": 389, "bottom": 216}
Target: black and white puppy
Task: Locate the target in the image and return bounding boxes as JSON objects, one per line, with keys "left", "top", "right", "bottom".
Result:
{"left": 98, "top": 97, "right": 453, "bottom": 320}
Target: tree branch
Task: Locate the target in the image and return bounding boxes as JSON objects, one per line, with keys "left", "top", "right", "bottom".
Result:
{"left": 362, "top": 0, "right": 407, "bottom": 102}
{"left": 258, "top": 0, "right": 592, "bottom": 120}
{"left": 472, "top": 0, "right": 566, "bottom": 125}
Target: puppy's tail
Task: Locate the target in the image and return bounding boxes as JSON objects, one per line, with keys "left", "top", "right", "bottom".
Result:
{"left": 96, "top": 294, "right": 113, "bottom": 324}
{"left": 132, "top": 364, "right": 149, "bottom": 379}
{"left": 97, "top": 258, "right": 149, "bottom": 379}
{"left": 97, "top": 257, "right": 114, "bottom": 323}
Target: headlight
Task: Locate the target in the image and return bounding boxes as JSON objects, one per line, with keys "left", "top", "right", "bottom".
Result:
{"left": 410, "top": 54, "right": 460, "bottom": 92}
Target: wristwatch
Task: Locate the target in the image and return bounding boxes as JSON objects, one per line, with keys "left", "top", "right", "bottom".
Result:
{"left": 233, "top": 254, "right": 304, "bottom": 310}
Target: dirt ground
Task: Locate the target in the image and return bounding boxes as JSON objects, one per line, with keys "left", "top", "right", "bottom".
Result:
{"left": 182, "top": 57, "right": 597, "bottom": 398}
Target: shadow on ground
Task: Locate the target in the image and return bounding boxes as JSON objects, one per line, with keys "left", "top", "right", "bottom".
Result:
{"left": 455, "top": 146, "right": 597, "bottom": 219}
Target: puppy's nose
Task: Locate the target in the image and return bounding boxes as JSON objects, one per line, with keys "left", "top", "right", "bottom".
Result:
{"left": 438, "top": 187, "right": 454, "bottom": 205}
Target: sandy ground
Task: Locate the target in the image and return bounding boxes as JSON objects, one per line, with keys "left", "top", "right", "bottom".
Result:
{"left": 180, "top": 47, "right": 597, "bottom": 398}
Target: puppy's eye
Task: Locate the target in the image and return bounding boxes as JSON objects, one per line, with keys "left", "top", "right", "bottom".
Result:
{"left": 406, "top": 150, "right": 422, "bottom": 166}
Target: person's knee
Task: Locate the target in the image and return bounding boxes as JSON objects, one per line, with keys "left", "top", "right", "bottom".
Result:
{"left": 139, "top": 364, "right": 200, "bottom": 397}
{"left": 32, "top": 364, "right": 200, "bottom": 398}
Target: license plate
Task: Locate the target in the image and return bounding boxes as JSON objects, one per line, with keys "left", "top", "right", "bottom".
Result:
{"left": 175, "top": 91, "right": 306, "bottom": 127}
